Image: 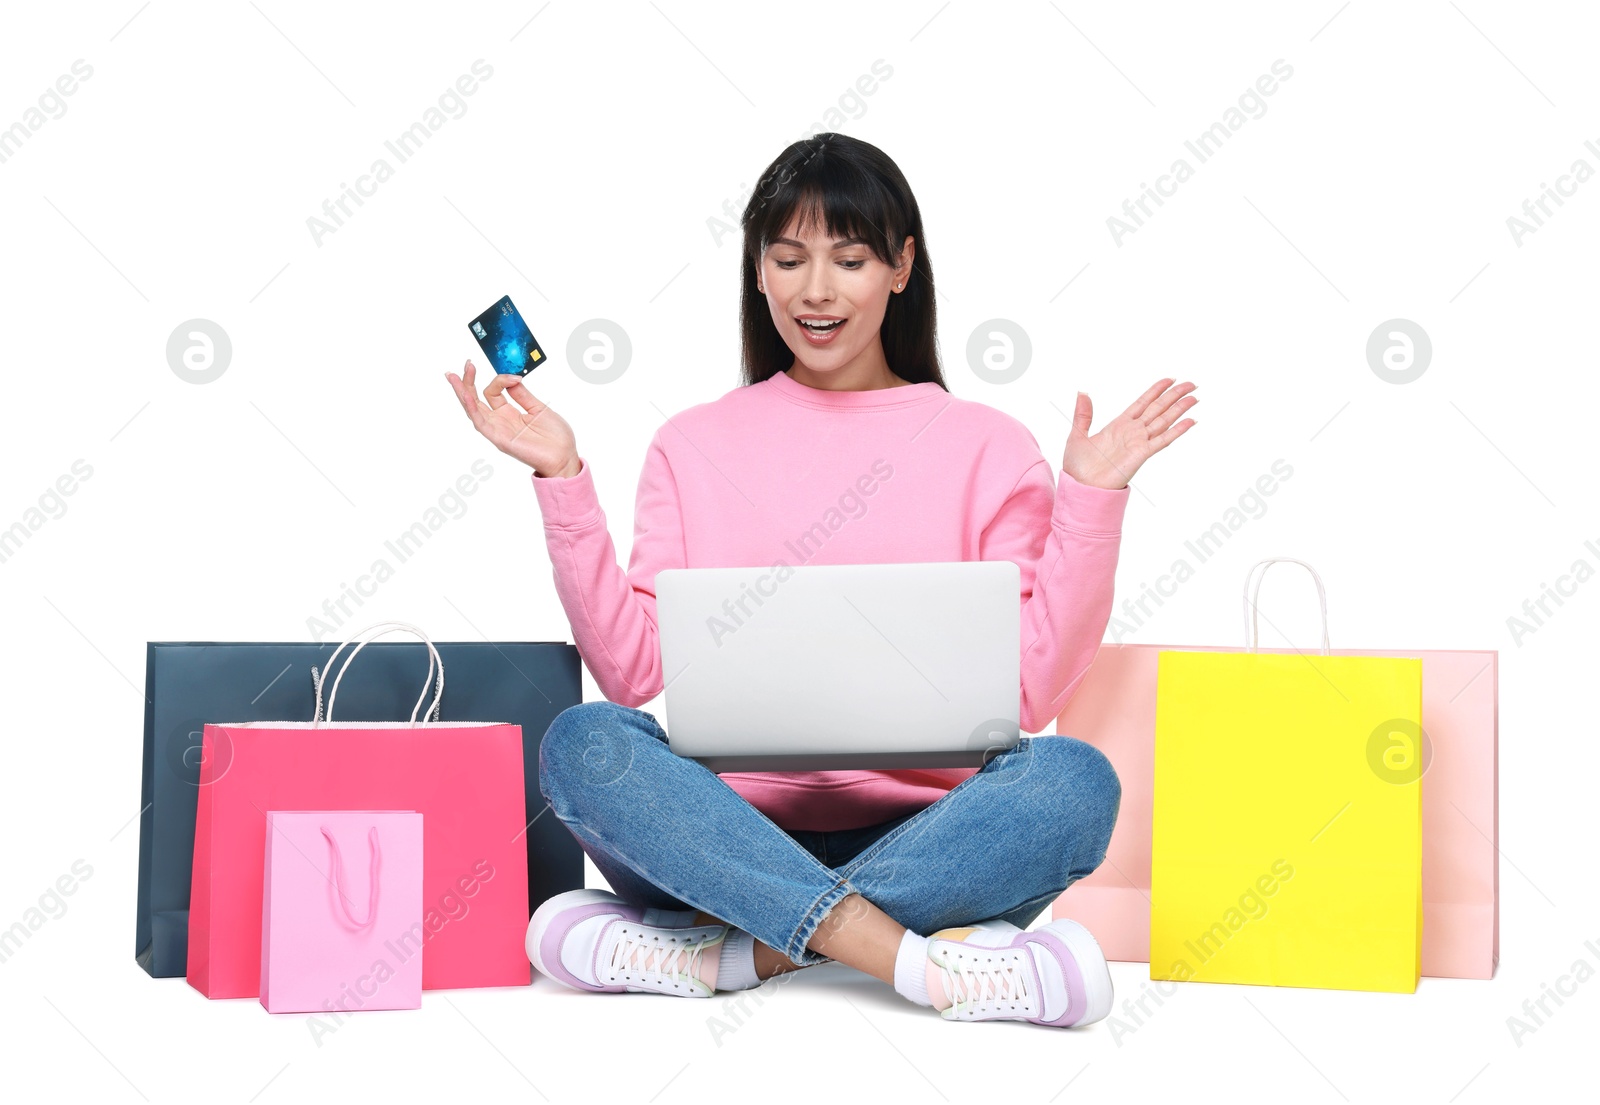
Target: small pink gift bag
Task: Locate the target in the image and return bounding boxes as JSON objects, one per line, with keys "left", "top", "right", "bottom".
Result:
{"left": 260, "top": 811, "right": 424, "bottom": 1014}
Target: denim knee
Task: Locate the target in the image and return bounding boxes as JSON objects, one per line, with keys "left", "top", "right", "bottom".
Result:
{"left": 537, "top": 701, "right": 650, "bottom": 816}
{"left": 1030, "top": 735, "right": 1122, "bottom": 873}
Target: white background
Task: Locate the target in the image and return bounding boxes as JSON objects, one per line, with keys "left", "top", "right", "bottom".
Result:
{"left": 1, "top": 0, "right": 1594, "bottom": 1100}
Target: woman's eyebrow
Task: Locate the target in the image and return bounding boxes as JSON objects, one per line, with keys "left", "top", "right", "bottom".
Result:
{"left": 769, "top": 235, "right": 871, "bottom": 249}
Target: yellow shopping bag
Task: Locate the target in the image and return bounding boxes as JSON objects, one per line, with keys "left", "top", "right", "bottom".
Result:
{"left": 1149, "top": 560, "right": 1423, "bottom": 993}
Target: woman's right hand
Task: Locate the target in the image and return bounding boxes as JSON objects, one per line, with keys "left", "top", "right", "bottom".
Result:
{"left": 446, "top": 360, "right": 581, "bottom": 478}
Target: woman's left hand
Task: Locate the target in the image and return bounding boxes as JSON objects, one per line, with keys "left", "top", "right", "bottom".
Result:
{"left": 1062, "top": 378, "right": 1197, "bottom": 490}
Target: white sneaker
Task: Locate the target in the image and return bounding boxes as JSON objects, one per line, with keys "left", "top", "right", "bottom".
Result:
{"left": 924, "top": 918, "right": 1113, "bottom": 1027}
{"left": 526, "top": 889, "right": 727, "bottom": 997}
{"left": 967, "top": 917, "right": 1024, "bottom": 934}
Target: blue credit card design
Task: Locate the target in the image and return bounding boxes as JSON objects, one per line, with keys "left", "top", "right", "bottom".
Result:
{"left": 468, "top": 295, "right": 546, "bottom": 377}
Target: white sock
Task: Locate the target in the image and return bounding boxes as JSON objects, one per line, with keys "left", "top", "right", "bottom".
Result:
{"left": 715, "top": 928, "right": 761, "bottom": 992}
{"left": 892, "top": 930, "right": 934, "bottom": 1007}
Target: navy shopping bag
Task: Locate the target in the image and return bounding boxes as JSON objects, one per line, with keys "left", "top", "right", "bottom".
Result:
{"left": 135, "top": 637, "right": 583, "bottom": 977}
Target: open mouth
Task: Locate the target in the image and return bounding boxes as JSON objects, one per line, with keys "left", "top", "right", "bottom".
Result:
{"left": 797, "top": 317, "right": 847, "bottom": 344}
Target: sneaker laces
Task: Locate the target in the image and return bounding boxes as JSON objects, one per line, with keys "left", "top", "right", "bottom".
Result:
{"left": 933, "top": 943, "right": 1033, "bottom": 1014}
{"left": 604, "top": 923, "right": 719, "bottom": 989}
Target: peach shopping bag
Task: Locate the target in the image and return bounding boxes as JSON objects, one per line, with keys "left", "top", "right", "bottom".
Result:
{"left": 1052, "top": 559, "right": 1497, "bottom": 980}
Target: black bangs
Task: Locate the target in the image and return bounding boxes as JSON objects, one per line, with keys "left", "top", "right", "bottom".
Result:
{"left": 738, "top": 132, "right": 947, "bottom": 390}
{"left": 750, "top": 148, "right": 901, "bottom": 266}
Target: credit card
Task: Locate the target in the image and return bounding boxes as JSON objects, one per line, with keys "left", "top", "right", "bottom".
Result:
{"left": 467, "top": 294, "right": 546, "bottom": 377}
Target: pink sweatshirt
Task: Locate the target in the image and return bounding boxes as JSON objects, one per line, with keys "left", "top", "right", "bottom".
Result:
{"left": 531, "top": 368, "right": 1131, "bottom": 831}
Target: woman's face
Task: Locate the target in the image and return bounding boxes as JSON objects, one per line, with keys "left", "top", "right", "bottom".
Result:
{"left": 759, "top": 216, "right": 913, "bottom": 376}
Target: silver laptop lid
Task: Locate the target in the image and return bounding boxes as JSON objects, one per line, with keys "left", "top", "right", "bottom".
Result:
{"left": 655, "top": 561, "right": 1020, "bottom": 770}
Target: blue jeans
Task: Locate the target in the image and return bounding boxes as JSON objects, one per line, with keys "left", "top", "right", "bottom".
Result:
{"left": 537, "top": 701, "right": 1121, "bottom": 967}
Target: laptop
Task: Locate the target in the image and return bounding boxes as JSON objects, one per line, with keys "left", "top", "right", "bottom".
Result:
{"left": 654, "top": 561, "right": 1021, "bottom": 771}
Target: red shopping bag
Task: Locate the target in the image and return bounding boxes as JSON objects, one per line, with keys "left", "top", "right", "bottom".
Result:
{"left": 188, "top": 623, "right": 530, "bottom": 998}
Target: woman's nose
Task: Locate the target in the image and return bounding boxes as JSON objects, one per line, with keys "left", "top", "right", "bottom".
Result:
{"left": 803, "top": 265, "right": 834, "bottom": 304}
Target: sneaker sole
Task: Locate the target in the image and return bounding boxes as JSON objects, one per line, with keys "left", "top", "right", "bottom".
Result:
{"left": 1045, "top": 918, "right": 1114, "bottom": 1026}
{"left": 526, "top": 888, "right": 625, "bottom": 981}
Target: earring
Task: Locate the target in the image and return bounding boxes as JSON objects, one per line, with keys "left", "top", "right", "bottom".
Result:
{"left": 896, "top": 282, "right": 903, "bottom": 290}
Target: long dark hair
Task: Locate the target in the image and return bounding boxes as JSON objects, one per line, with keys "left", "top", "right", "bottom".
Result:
{"left": 738, "top": 133, "right": 947, "bottom": 390}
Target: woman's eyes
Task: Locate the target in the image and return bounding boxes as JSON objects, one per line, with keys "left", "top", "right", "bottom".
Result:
{"left": 773, "top": 259, "right": 867, "bottom": 270}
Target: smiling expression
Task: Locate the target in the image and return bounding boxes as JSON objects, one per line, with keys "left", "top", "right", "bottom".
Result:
{"left": 759, "top": 215, "right": 914, "bottom": 376}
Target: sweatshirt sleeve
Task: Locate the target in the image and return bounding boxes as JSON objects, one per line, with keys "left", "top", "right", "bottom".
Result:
{"left": 529, "top": 430, "right": 683, "bottom": 706}
{"left": 980, "top": 460, "right": 1130, "bottom": 733}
